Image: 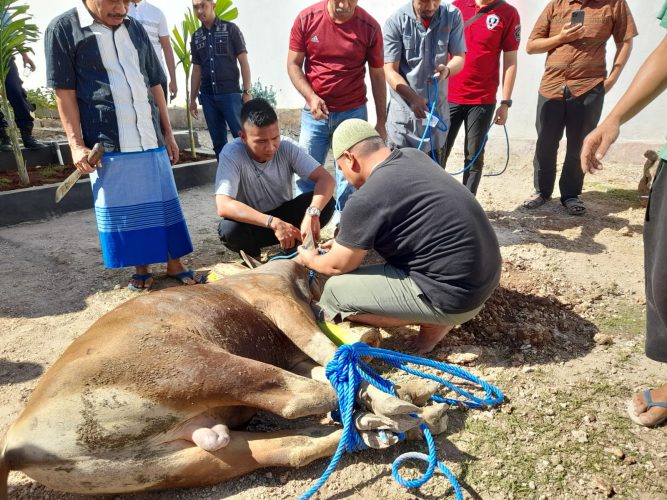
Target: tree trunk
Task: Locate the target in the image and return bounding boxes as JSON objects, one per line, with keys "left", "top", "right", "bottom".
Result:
{"left": 0, "top": 78, "right": 30, "bottom": 186}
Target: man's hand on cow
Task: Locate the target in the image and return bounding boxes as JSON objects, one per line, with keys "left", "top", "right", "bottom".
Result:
{"left": 72, "top": 144, "right": 99, "bottom": 174}
{"left": 272, "top": 218, "right": 301, "bottom": 250}
{"left": 164, "top": 132, "right": 180, "bottom": 164}
{"left": 189, "top": 99, "right": 199, "bottom": 119}
{"left": 308, "top": 94, "right": 329, "bottom": 121}
{"left": 318, "top": 239, "right": 334, "bottom": 252}
{"left": 409, "top": 94, "right": 428, "bottom": 120}
{"left": 558, "top": 22, "right": 585, "bottom": 44}
{"left": 300, "top": 214, "right": 321, "bottom": 242}
{"left": 297, "top": 242, "right": 318, "bottom": 267}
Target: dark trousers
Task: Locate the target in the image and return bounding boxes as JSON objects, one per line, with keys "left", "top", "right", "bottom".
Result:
{"left": 218, "top": 193, "right": 336, "bottom": 257}
{"left": 533, "top": 83, "right": 605, "bottom": 202}
{"left": 443, "top": 103, "right": 496, "bottom": 195}
{"left": 0, "top": 59, "right": 34, "bottom": 131}
{"left": 645, "top": 160, "right": 667, "bottom": 363}
{"left": 200, "top": 92, "right": 242, "bottom": 158}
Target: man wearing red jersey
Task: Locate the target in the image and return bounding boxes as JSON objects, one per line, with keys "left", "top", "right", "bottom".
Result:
{"left": 287, "top": 0, "right": 386, "bottom": 216}
{"left": 443, "top": 0, "right": 520, "bottom": 195}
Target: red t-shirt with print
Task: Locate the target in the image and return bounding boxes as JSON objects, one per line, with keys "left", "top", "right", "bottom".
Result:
{"left": 448, "top": 0, "right": 521, "bottom": 105}
{"left": 289, "top": 1, "right": 383, "bottom": 112}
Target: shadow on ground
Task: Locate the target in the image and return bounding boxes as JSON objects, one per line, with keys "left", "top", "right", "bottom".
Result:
{"left": 488, "top": 188, "right": 645, "bottom": 254}
{"left": 0, "top": 359, "right": 43, "bottom": 385}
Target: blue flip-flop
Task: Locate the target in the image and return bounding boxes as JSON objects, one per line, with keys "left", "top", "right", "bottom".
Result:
{"left": 627, "top": 389, "right": 667, "bottom": 428}
{"left": 128, "top": 272, "right": 153, "bottom": 291}
{"left": 167, "top": 268, "right": 207, "bottom": 285}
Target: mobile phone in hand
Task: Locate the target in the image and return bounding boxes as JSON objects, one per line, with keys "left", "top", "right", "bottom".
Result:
{"left": 571, "top": 10, "right": 585, "bottom": 26}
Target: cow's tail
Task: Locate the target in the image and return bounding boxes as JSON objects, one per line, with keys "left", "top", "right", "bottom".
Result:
{"left": 0, "top": 431, "right": 9, "bottom": 500}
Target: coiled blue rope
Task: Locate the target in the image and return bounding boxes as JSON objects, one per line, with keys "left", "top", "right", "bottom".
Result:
{"left": 299, "top": 342, "right": 504, "bottom": 499}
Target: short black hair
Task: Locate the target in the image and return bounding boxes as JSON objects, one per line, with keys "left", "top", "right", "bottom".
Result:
{"left": 241, "top": 98, "right": 278, "bottom": 128}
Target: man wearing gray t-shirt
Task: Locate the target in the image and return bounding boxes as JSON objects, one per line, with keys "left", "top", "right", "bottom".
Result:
{"left": 215, "top": 99, "right": 336, "bottom": 258}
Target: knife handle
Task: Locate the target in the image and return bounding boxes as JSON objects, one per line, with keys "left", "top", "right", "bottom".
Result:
{"left": 87, "top": 143, "right": 104, "bottom": 167}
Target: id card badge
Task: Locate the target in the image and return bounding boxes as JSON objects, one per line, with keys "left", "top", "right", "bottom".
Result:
{"left": 421, "top": 115, "right": 439, "bottom": 128}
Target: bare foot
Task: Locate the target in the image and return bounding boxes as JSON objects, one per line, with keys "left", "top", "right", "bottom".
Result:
{"left": 409, "top": 324, "right": 453, "bottom": 354}
{"left": 628, "top": 382, "right": 667, "bottom": 427}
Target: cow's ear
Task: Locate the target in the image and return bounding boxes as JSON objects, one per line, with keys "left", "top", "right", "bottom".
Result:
{"left": 240, "top": 250, "right": 263, "bottom": 269}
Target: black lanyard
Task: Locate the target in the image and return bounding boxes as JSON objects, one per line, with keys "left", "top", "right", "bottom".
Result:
{"left": 464, "top": 0, "right": 506, "bottom": 28}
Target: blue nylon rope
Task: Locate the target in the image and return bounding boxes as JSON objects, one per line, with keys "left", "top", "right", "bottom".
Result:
{"left": 299, "top": 343, "right": 504, "bottom": 499}
{"left": 416, "top": 77, "right": 511, "bottom": 177}
{"left": 417, "top": 78, "right": 449, "bottom": 161}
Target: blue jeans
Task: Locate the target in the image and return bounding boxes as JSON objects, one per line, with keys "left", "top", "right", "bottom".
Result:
{"left": 199, "top": 92, "right": 242, "bottom": 157}
{"left": 296, "top": 104, "right": 367, "bottom": 212}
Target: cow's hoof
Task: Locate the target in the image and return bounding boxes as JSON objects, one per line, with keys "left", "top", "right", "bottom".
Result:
{"left": 354, "top": 410, "right": 421, "bottom": 433}
{"left": 191, "top": 424, "right": 230, "bottom": 451}
{"left": 395, "top": 379, "right": 441, "bottom": 406}
{"left": 359, "top": 429, "right": 401, "bottom": 449}
{"left": 357, "top": 382, "right": 420, "bottom": 417}
{"left": 406, "top": 403, "right": 450, "bottom": 440}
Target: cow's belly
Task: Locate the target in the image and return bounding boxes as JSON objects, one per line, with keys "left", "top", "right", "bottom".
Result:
{"left": 5, "top": 387, "right": 217, "bottom": 493}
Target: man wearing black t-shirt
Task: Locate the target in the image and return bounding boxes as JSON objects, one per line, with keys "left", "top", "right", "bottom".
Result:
{"left": 298, "top": 119, "right": 502, "bottom": 353}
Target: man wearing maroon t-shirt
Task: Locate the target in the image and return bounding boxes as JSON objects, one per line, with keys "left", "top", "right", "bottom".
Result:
{"left": 287, "top": 0, "right": 386, "bottom": 215}
{"left": 443, "top": 0, "right": 520, "bottom": 196}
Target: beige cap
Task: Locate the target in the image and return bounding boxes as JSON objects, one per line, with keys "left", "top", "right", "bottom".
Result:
{"left": 332, "top": 119, "right": 380, "bottom": 160}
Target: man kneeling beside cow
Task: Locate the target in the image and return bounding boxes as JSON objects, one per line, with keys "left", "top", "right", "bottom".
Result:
{"left": 0, "top": 117, "right": 501, "bottom": 496}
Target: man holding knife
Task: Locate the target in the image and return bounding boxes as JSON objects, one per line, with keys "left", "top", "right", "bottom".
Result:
{"left": 45, "top": 0, "right": 202, "bottom": 290}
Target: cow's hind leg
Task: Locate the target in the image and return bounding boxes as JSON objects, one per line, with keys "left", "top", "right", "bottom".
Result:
{"left": 154, "top": 426, "right": 343, "bottom": 491}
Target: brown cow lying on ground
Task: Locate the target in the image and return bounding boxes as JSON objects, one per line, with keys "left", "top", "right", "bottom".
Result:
{"left": 0, "top": 259, "right": 447, "bottom": 496}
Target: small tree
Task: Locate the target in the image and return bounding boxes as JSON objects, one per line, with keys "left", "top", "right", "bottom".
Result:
{"left": 0, "top": 0, "right": 39, "bottom": 186}
{"left": 171, "top": 0, "right": 238, "bottom": 160}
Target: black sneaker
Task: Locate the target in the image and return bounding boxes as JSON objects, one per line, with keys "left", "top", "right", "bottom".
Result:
{"left": 20, "top": 133, "right": 47, "bottom": 150}
{"left": 0, "top": 129, "right": 12, "bottom": 152}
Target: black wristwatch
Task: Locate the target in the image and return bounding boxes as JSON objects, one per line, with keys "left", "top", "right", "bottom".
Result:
{"left": 242, "top": 89, "right": 252, "bottom": 95}
{"left": 500, "top": 99, "right": 513, "bottom": 108}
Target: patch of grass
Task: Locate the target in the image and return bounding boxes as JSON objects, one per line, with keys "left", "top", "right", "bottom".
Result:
{"left": 450, "top": 373, "right": 666, "bottom": 497}
{"left": 587, "top": 181, "right": 642, "bottom": 205}
{"left": 596, "top": 303, "right": 645, "bottom": 338}
{"left": 38, "top": 164, "right": 68, "bottom": 178}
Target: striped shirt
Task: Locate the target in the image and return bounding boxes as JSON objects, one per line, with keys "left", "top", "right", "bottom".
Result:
{"left": 45, "top": 4, "right": 166, "bottom": 153}
{"left": 529, "top": 0, "right": 637, "bottom": 99}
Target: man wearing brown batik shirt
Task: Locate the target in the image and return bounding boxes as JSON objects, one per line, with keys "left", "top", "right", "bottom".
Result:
{"left": 522, "top": 0, "right": 637, "bottom": 216}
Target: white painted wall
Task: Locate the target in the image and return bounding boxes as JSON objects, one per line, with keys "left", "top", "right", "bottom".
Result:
{"left": 19, "top": 0, "right": 667, "bottom": 144}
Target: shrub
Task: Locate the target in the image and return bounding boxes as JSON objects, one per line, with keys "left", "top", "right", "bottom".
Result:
{"left": 251, "top": 79, "right": 278, "bottom": 107}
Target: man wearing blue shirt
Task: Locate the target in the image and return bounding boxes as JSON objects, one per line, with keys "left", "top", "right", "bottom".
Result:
{"left": 189, "top": 0, "right": 252, "bottom": 158}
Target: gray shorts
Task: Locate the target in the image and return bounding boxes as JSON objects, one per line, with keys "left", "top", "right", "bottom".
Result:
{"left": 318, "top": 263, "right": 483, "bottom": 326}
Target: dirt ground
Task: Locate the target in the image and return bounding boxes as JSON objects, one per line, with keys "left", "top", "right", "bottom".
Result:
{"left": 1, "top": 140, "right": 665, "bottom": 499}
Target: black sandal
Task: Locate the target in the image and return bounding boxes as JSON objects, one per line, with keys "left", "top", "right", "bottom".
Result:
{"left": 563, "top": 197, "right": 586, "bottom": 216}
{"left": 522, "top": 194, "right": 550, "bottom": 210}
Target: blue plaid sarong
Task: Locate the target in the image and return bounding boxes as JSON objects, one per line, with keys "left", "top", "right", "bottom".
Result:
{"left": 90, "top": 147, "right": 193, "bottom": 268}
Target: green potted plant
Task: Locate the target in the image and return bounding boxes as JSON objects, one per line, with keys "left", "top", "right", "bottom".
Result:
{"left": 0, "top": 0, "right": 39, "bottom": 186}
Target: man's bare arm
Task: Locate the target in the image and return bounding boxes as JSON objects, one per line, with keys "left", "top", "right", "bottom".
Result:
{"left": 55, "top": 89, "right": 96, "bottom": 173}
{"left": 369, "top": 66, "right": 387, "bottom": 138}
{"left": 287, "top": 49, "right": 328, "bottom": 119}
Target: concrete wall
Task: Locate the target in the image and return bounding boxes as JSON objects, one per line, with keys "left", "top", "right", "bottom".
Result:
{"left": 23, "top": 0, "right": 667, "bottom": 149}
